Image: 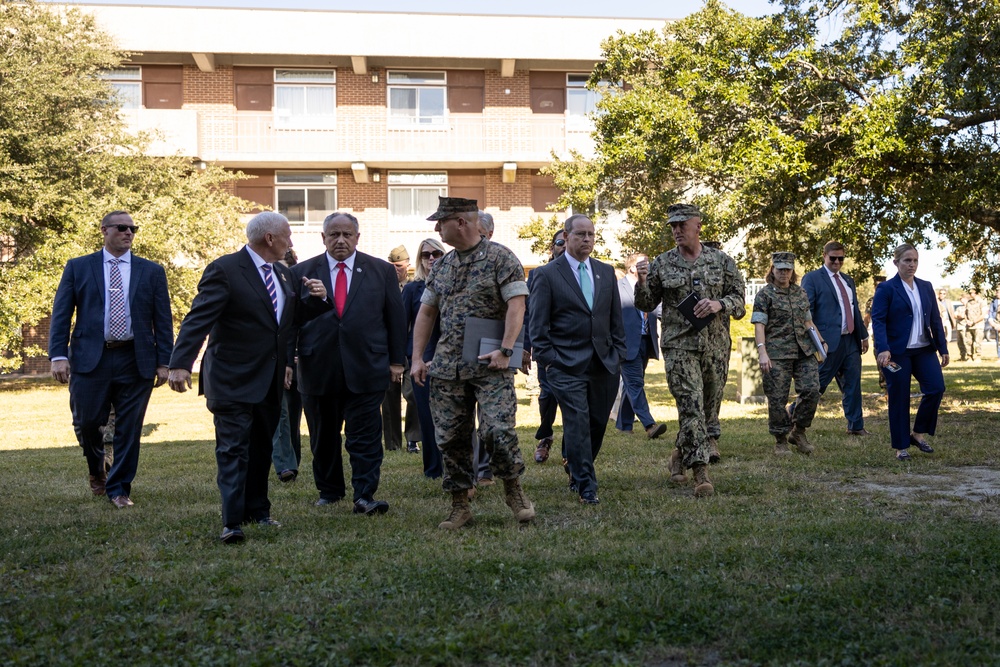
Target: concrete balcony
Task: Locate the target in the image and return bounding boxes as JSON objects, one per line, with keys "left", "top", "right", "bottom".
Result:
{"left": 120, "top": 108, "right": 200, "bottom": 157}
{"left": 122, "top": 110, "right": 596, "bottom": 166}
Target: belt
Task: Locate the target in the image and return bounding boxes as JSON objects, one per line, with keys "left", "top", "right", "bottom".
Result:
{"left": 105, "top": 339, "right": 134, "bottom": 349}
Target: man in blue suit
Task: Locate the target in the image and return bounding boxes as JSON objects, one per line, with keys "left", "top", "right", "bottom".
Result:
{"left": 49, "top": 211, "right": 173, "bottom": 507}
{"left": 529, "top": 215, "right": 626, "bottom": 504}
{"left": 796, "top": 241, "right": 870, "bottom": 435}
{"left": 615, "top": 253, "right": 666, "bottom": 438}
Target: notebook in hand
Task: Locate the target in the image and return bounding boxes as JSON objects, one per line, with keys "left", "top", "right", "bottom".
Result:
{"left": 676, "top": 292, "right": 715, "bottom": 332}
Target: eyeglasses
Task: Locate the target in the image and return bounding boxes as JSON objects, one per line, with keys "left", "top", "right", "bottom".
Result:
{"left": 104, "top": 224, "right": 138, "bottom": 233}
{"left": 553, "top": 239, "right": 565, "bottom": 247}
{"left": 827, "top": 255, "right": 845, "bottom": 262}
{"left": 420, "top": 251, "right": 444, "bottom": 259}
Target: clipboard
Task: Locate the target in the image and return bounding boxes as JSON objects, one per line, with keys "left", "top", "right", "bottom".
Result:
{"left": 807, "top": 326, "right": 827, "bottom": 363}
{"left": 462, "top": 317, "right": 524, "bottom": 368}
{"left": 676, "top": 292, "right": 715, "bottom": 332}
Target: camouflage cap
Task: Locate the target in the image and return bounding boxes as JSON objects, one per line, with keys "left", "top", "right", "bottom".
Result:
{"left": 772, "top": 252, "right": 796, "bottom": 270}
{"left": 426, "top": 196, "right": 478, "bottom": 221}
{"left": 388, "top": 245, "right": 409, "bottom": 263}
{"left": 667, "top": 203, "right": 701, "bottom": 224}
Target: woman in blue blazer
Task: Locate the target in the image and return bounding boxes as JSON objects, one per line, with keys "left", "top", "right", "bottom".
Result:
{"left": 402, "top": 238, "right": 446, "bottom": 478}
{"left": 871, "top": 243, "right": 950, "bottom": 460}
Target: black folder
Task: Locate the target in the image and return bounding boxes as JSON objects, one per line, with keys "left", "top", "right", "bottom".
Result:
{"left": 676, "top": 292, "right": 715, "bottom": 332}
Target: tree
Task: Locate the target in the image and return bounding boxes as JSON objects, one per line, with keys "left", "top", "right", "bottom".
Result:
{"left": 0, "top": 0, "right": 248, "bottom": 371}
{"left": 548, "top": 0, "right": 1000, "bottom": 285}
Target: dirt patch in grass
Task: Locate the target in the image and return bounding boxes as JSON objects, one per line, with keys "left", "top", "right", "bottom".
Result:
{"left": 851, "top": 466, "right": 1000, "bottom": 503}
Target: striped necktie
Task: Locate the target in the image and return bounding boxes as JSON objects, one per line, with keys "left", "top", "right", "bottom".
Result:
{"left": 262, "top": 264, "right": 278, "bottom": 320}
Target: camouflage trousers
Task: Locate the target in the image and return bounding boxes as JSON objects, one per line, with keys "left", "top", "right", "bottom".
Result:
{"left": 429, "top": 373, "right": 525, "bottom": 492}
{"left": 762, "top": 356, "right": 820, "bottom": 436}
{"left": 101, "top": 407, "right": 116, "bottom": 470}
{"left": 663, "top": 347, "right": 730, "bottom": 469}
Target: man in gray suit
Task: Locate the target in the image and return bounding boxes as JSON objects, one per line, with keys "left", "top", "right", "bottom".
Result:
{"left": 529, "top": 214, "right": 626, "bottom": 504}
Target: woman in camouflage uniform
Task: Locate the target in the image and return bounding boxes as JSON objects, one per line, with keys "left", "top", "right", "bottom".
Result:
{"left": 752, "top": 252, "right": 825, "bottom": 455}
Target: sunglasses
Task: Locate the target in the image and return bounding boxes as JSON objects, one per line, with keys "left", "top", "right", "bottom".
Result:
{"left": 554, "top": 239, "right": 565, "bottom": 247}
{"left": 420, "top": 251, "right": 444, "bottom": 259}
{"left": 827, "top": 255, "right": 845, "bottom": 262}
{"left": 104, "top": 224, "right": 139, "bottom": 233}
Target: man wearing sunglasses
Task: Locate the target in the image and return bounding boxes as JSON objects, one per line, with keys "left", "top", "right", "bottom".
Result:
{"left": 795, "top": 241, "right": 870, "bottom": 438}
{"left": 49, "top": 211, "right": 173, "bottom": 508}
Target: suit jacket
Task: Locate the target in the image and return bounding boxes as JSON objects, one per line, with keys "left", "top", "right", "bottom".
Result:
{"left": 617, "top": 276, "right": 661, "bottom": 362}
{"left": 49, "top": 250, "right": 173, "bottom": 378}
{"left": 169, "top": 247, "right": 330, "bottom": 403}
{"left": 801, "top": 267, "right": 868, "bottom": 355}
{"left": 291, "top": 251, "right": 406, "bottom": 396}
{"left": 871, "top": 275, "right": 948, "bottom": 357}
{"left": 528, "top": 254, "right": 626, "bottom": 375}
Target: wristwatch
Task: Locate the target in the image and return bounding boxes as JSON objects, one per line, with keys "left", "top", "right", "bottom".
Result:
{"left": 500, "top": 347, "right": 514, "bottom": 357}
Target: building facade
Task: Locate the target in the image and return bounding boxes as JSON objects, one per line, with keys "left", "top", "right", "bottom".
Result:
{"left": 79, "top": 4, "right": 668, "bottom": 262}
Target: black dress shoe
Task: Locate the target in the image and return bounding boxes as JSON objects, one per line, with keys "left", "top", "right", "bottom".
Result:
{"left": 256, "top": 517, "right": 282, "bottom": 527}
{"left": 277, "top": 469, "right": 297, "bottom": 482}
{"left": 406, "top": 441, "right": 420, "bottom": 453}
{"left": 353, "top": 498, "right": 390, "bottom": 515}
{"left": 910, "top": 434, "right": 934, "bottom": 453}
{"left": 579, "top": 491, "right": 600, "bottom": 505}
{"left": 220, "top": 527, "right": 246, "bottom": 544}
{"left": 896, "top": 450, "right": 912, "bottom": 461}
{"left": 846, "top": 428, "right": 872, "bottom": 436}
{"left": 315, "top": 497, "right": 343, "bottom": 506}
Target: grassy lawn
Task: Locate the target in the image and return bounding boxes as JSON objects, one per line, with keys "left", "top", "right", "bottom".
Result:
{"left": 2, "top": 349, "right": 999, "bottom": 666}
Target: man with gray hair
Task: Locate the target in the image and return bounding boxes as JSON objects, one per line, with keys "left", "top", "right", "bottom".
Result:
{"left": 169, "top": 211, "right": 331, "bottom": 544}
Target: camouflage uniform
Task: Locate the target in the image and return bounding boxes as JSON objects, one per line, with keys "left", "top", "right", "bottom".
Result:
{"left": 752, "top": 284, "right": 820, "bottom": 436}
{"left": 635, "top": 245, "right": 746, "bottom": 468}
{"left": 421, "top": 237, "right": 529, "bottom": 492}
{"left": 101, "top": 408, "right": 116, "bottom": 471}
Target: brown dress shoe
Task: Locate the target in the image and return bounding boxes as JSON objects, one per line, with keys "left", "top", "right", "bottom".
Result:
{"left": 645, "top": 423, "right": 667, "bottom": 439}
{"left": 89, "top": 474, "right": 107, "bottom": 496}
{"left": 109, "top": 495, "right": 133, "bottom": 508}
{"left": 534, "top": 437, "right": 553, "bottom": 463}
{"left": 846, "top": 428, "right": 872, "bottom": 436}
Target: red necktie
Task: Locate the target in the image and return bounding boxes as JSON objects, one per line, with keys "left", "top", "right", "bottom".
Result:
{"left": 335, "top": 262, "right": 347, "bottom": 316}
{"left": 834, "top": 273, "right": 855, "bottom": 334}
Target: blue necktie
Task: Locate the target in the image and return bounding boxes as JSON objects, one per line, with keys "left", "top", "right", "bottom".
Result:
{"left": 578, "top": 262, "right": 593, "bottom": 309}
{"left": 262, "top": 264, "right": 278, "bottom": 321}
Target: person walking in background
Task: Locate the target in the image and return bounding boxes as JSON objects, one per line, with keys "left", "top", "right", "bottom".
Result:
{"left": 937, "top": 288, "right": 957, "bottom": 346}
{"left": 529, "top": 215, "right": 626, "bottom": 505}
{"left": 796, "top": 241, "right": 870, "bottom": 436}
{"left": 168, "top": 211, "right": 330, "bottom": 544}
{"left": 616, "top": 253, "right": 666, "bottom": 439}
{"left": 634, "top": 203, "right": 746, "bottom": 497}
{"left": 272, "top": 248, "right": 303, "bottom": 482}
{"left": 752, "top": 253, "right": 822, "bottom": 455}
{"left": 963, "top": 288, "right": 986, "bottom": 362}
{"left": 291, "top": 213, "right": 406, "bottom": 516}
{"left": 988, "top": 287, "right": 1000, "bottom": 361}
{"left": 411, "top": 197, "right": 534, "bottom": 529}
{"left": 402, "top": 238, "right": 447, "bottom": 479}
{"left": 527, "top": 229, "right": 567, "bottom": 464}
{"left": 49, "top": 211, "right": 173, "bottom": 508}
{"left": 383, "top": 244, "right": 419, "bottom": 452}
{"left": 871, "top": 243, "right": 949, "bottom": 461}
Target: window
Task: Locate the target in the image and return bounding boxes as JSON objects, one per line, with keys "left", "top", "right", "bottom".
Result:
{"left": 99, "top": 67, "right": 142, "bottom": 110}
{"left": 566, "top": 73, "right": 610, "bottom": 130}
{"left": 388, "top": 172, "right": 447, "bottom": 224}
{"left": 388, "top": 71, "right": 446, "bottom": 126}
{"left": 274, "top": 69, "right": 336, "bottom": 128}
{"left": 275, "top": 172, "right": 337, "bottom": 227}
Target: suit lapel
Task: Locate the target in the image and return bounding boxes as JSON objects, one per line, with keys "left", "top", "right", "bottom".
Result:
{"left": 90, "top": 251, "right": 105, "bottom": 294}
{"left": 891, "top": 276, "right": 911, "bottom": 315}
{"left": 554, "top": 255, "right": 590, "bottom": 310}
{"left": 128, "top": 255, "right": 143, "bottom": 306}
{"left": 239, "top": 248, "right": 278, "bottom": 325}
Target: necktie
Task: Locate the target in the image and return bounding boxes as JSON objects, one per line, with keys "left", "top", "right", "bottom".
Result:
{"left": 641, "top": 310, "right": 648, "bottom": 335}
{"left": 262, "top": 264, "right": 278, "bottom": 321}
{"left": 108, "top": 258, "right": 127, "bottom": 339}
{"left": 578, "top": 261, "right": 593, "bottom": 309}
{"left": 335, "top": 262, "right": 348, "bottom": 316}
{"left": 834, "top": 273, "right": 855, "bottom": 334}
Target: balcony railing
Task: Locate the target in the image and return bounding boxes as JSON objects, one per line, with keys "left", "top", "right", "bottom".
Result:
{"left": 123, "top": 109, "right": 596, "bottom": 163}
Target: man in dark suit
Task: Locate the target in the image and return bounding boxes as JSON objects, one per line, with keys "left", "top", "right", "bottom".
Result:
{"left": 291, "top": 212, "right": 406, "bottom": 515}
{"left": 796, "top": 240, "right": 870, "bottom": 437}
{"left": 616, "top": 253, "right": 666, "bottom": 438}
{"left": 529, "top": 214, "right": 626, "bottom": 504}
{"left": 168, "top": 211, "right": 330, "bottom": 544}
{"left": 49, "top": 210, "right": 173, "bottom": 508}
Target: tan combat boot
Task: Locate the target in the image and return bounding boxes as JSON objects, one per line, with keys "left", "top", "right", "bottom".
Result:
{"left": 788, "top": 425, "right": 815, "bottom": 454}
{"left": 692, "top": 463, "right": 714, "bottom": 497}
{"left": 668, "top": 449, "right": 688, "bottom": 484}
{"left": 502, "top": 477, "right": 536, "bottom": 522}
{"left": 438, "top": 491, "right": 473, "bottom": 529}
{"left": 708, "top": 437, "right": 721, "bottom": 464}
{"left": 774, "top": 434, "right": 791, "bottom": 456}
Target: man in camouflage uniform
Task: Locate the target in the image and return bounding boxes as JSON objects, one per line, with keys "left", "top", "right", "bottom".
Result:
{"left": 411, "top": 196, "right": 534, "bottom": 529}
{"left": 634, "top": 204, "right": 746, "bottom": 497}
{"left": 751, "top": 252, "right": 821, "bottom": 455}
